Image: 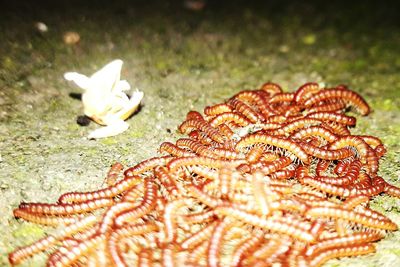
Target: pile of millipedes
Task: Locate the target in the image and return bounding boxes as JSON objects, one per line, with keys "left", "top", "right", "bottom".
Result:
{"left": 10, "top": 82, "right": 399, "bottom": 267}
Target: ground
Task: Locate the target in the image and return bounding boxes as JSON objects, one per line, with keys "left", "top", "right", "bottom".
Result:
{"left": 1, "top": 0, "right": 400, "bottom": 266}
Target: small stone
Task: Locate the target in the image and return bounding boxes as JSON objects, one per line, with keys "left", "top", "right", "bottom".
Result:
{"left": 63, "top": 31, "right": 80, "bottom": 45}
{"left": 34, "top": 22, "right": 48, "bottom": 33}
{"left": 77, "top": 115, "right": 91, "bottom": 126}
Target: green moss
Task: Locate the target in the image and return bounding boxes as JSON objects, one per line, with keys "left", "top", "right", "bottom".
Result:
{"left": 302, "top": 34, "right": 317, "bottom": 45}
{"left": 13, "top": 224, "right": 45, "bottom": 240}
{"left": 129, "top": 130, "right": 145, "bottom": 139}
{"left": 100, "top": 138, "right": 118, "bottom": 145}
{"left": 372, "top": 99, "right": 400, "bottom": 112}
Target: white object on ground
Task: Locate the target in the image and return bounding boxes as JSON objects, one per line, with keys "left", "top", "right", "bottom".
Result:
{"left": 64, "top": 59, "right": 144, "bottom": 139}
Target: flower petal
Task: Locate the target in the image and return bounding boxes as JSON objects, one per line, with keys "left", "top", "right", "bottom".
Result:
{"left": 117, "top": 90, "right": 144, "bottom": 121}
{"left": 115, "top": 80, "right": 131, "bottom": 92}
{"left": 89, "top": 59, "right": 123, "bottom": 95}
{"left": 64, "top": 72, "right": 91, "bottom": 90}
{"left": 87, "top": 119, "right": 129, "bottom": 139}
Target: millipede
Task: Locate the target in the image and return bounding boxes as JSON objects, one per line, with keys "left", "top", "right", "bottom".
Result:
{"left": 9, "top": 82, "right": 400, "bottom": 267}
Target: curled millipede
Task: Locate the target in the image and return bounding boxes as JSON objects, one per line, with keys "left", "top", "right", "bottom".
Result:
{"left": 9, "top": 82, "right": 400, "bottom": 267}
{"left": 294, "top": 82, "right": 320, "bottom": 104}
{"left": 159, "top": 141, "right": 196, "bottom": 157}
{"left": 104, "top": 162, "right": 123, "bottom": 186}
{"left": 291, "top": 126, "right": 338, "bottom": 143}
{"left": 303, "top": 88, "right": 371, "bottom": 115}
{"left": 209, "top": 112, "right": 251, "bottom": 127}
{"left": 228, "top": 98, "right": 264, "bottom": 123}
{"left": 204, "top": 103, "right": 233, "bottom": 116}
{"left": 260, "top": 82, "right": 282, "bottom": 96}
{"left": 235, "top": 133, "right": 310, "bottom": 163}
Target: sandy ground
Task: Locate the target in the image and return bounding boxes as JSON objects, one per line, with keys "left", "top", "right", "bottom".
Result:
{"left": 1, "top": 1, "right": 400, "bottom": 266}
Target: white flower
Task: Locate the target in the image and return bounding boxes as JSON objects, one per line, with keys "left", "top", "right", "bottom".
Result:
{"left": 64, "top": 59, "right": 144, "bottom": 139}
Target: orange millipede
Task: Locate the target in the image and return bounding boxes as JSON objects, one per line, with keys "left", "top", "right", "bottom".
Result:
{"left": 294, "top": 82, "right": 320, "bottom": 103}
{"left": 180, "top": 222, "right": 217, "bottom": 250}
{"left": 176, "top": 138, "right": 212, "bottom": 157}
{"left": 351, "top": 176, "right": 386, "bottom": 197}
{"left": 9, "top": 215, "right": 97, "bottom": 265}
{"left": 186, "top": 110, "right": 205, "bottom": 121}
{"left": 374, "top": 144, "right": 387, "bottom": 158}
{"left": 300, "top": 177, "right": 351, "bottom": 197}
{"left": 270, "top": 118, "right": 325, "bottom": 136}
{"left": 291, "top": 126, "right": 337, "bottom": 143}
{"left": 299, "top": 141, "right": 355, "bottom": 161}
{"left": 235, "top": 133, "right": 309, "bottom": 164}
{"left": 334, "top": 160, "right": 350, "bottom": 175}
{"left": 306, "top": 206, "right": 398, "bottom": 230}
{"left": 159, "top": 141, "right": 196, "bottom": 157}
{"left": 124, "top": 156, "right": 173, "bottom": 176}
{"left": 47, "top": 234, "right": 104, "bottom": 267}
{"left": 260, "top": 82, "right": 283, "bottom": 96}
{"left": 231, "top": 90, "right": 272, "bottom": 117}
{"left": 230, "top": 229, "right": 265, "bottom": 267}
{"left": 315, "top": 160, "right": 330, "bottom": 176}
{"left": 137, "top": 248, "right": 153, "bottom": 267}
{"left": 178, "top": 119, "right": 225, "bottom": 143}
{"left": 384, "top": 183, "right": 400, "bottom": 198}
{"left": 212, "top": 147, "right": 242, "bottom": 160}
{"left": 365, "top": 148, "right": 379, "bottom": 174}
{"left": 218, "top": 166, "right": 235, "bottom": 198}
{"left": 58, "top": 175, "right": 142, "bottom": 204}
{"left": 323, "top": 121, "right": 351, "bottom": 136}
{"left": 329, "top": 136, "right": 370, "bottom": 164}
{"left": 183, "top": 209, "right": 216, "bottom": 224}
{"left": 228, "top": 98, "right": 264, "bottom": 123}
{"left": 154, "top": 166, "right": 181, "bottom": 199}
{"left": 263, "top": 115, "right": 287, "bottom": 123}
{"left": 217, "top": 124, "right": 235, "bottom": 139}
{"left": 304, "top": 88, "right": 370, "bottom": 115}
{"left": 251, "top": 171, "right": 272, "bottom": 215}
{"left": 245, "top": 237, "right": 291, "bottom": 266}
{"left": 308, "top": 244, "right": 376, "bottom": 267}
{"left": 307, "top": 99, "right": 347, "bottom": 114}
{"left": 167, "top": 156, "right": 243, "bottom": 172}
{"left": 98, "top": 179, "right": 154, "bottom": 233}
{"left": 215, "top": 205, "right": 315, "bottom": 242}
{"left": 209, "top": 112, "right": 251, "bottom": 128}
{"left": 18, "top": 198, "right": 114, "bottom": 216}
{"left": 207, "top": 219, "right": 236, "bottom": 267}
{"left": 269, "top": 169, "right": 295, "bottom": 180}
{"left": 316, "top": 160, "right": 362, "bottom": 186}
{"left": 188, "top": 130, "right": 222, "bottom": 147}
{"left": 245, "top": 145, "right": 265, "bottom": 163}
{"left": 204, "top": 103, "right": 233, "bottom": 116}
{"left": 306, "top": 111, "right": 356, "bottom": 126}
{"left": 358, "top": 135, "right": 383, "bottom": 149}
{"left": 162, "top": 198, "right": 192, "bottom": 244}
{"left": 107, "top": 223, "right": 158, "bottom": 267}
{"left": 268, "top": 92, "right": 294, "bottom": 104}
{"left": 105, "top": 162, "right": 124, "bottom": 186}
{"left": 114, "top": 180, "right": 158, "bottom": 227}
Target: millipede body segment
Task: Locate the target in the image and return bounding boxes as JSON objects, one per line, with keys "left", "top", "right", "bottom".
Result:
{"left": 9, "top": 82, "right": 400, "bottom": 267}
